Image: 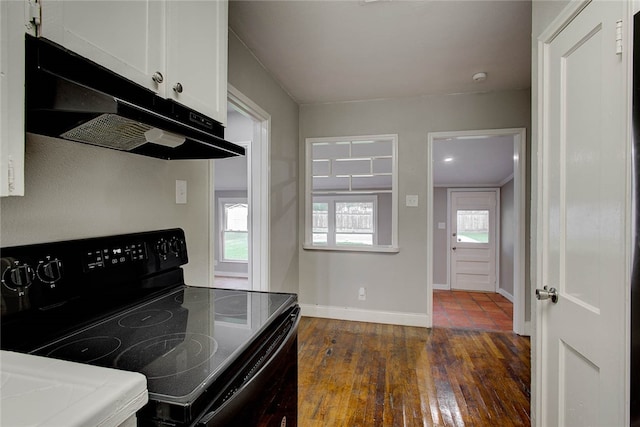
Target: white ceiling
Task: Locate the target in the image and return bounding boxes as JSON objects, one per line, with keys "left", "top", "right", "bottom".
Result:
{"left": 229, "top": 0, "right": 532, "bottom": 105}
{"left": 228, "top": 2, "right": 527, "bottom": 185}
{"left": 432, "top": 135, "right": 514, "bottom": 186}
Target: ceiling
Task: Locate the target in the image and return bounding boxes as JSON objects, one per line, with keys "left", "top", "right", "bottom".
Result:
{"left": 432, "top": 135, "right": 514, "bottom": 186}
{"left": 229, "top": 0, "right": 532, "bottom": 105}
{"left": 228, "top": 2, "right": 526, "bottom": 185}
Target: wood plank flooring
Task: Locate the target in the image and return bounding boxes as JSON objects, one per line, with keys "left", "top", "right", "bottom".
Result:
{"left": 298, "top": 317, "right": 531, "bottom": 426}
{"left": 433, "top": 291, "right": 513, "bottom": 331}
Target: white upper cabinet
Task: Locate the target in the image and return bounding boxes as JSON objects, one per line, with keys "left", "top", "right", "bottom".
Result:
{"left": 38, "top": 0, "right": 228, "bottom": 125}
{"left": 0, "top": 1, "right": 26, "bottom": 196}
{"left": 165, "top": 1, "right": 228, "bottom": 126}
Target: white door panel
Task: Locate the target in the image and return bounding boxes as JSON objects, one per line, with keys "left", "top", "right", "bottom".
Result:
{"left": 450, "top": 190, "right": 497, "bottom": 292}
{"left": 537, "top": 1, "right": 627, "bottom": 425}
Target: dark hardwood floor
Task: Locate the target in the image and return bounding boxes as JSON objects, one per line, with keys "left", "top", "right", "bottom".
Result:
{"left": 298, "top": 317, "right": 531, "bottom": 426}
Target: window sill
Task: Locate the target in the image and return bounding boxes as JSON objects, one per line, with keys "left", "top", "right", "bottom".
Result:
{"left": 302, "top": 244, "right": 400, "bottom": 254}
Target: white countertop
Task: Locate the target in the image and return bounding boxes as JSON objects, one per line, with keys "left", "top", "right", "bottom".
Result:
{"left": 0, "top": 350, "right": 148, "bottom": 427}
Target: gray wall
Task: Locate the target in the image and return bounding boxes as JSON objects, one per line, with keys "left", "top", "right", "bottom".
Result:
{"left": 228, "top": 31, "right": 299, "bottom": 294}
{"left": 0, "top": 134, "right": 211, "bottom": 285}
{"left": 299, "top": 89, "right": 531, "bottom": 315}
{"left": 500, "top": 178, "right": 515, "bottom": 297}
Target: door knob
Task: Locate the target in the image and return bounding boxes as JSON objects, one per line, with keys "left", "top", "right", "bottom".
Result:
{"left": 536, "top": 286, "right": 558, "bottom": 303}
{"left": 173, "top": 82, "right": 183, "bottom": 93}
{"left": 452, "top": 247, "right": 457, "bottom": 251}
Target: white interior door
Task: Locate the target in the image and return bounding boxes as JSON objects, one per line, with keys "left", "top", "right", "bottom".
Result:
{"left": 537, "top": 1, "right": 627, "bottom": 425}
{"left": 450, "top": 190, "right": 497, "bottom": 292}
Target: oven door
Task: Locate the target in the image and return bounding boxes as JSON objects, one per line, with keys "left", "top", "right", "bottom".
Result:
{"left": 196, "top": 306, "right": 300, "bottom": 427}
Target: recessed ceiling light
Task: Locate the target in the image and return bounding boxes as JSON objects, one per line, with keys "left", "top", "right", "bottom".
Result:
{"left": 443, "top": 157, "right": 454, "bottom": 163}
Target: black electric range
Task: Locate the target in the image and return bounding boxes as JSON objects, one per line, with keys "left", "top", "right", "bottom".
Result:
{"left": 0, "top": 229, "right": 299, "bottom": 426}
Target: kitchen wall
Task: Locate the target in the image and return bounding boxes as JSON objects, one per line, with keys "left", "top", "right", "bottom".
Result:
{"left": 0, "top": 134, "right": 212, "bottom": 285}
{"left": 299, "top": 89, "right": 530, "bottom": 323}
{"left": 227, "top": 30, "right": 300, "bottom": 294}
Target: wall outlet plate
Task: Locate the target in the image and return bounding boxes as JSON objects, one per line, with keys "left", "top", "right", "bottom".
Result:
{"left": 406, "top": 195, "right": 419, "bottom": 207}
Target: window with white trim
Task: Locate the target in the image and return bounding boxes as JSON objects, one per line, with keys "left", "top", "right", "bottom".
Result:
{"left": 219, "top": 198, "right": 249, "bottom": 262}
{"left": 305, "top": 135, "right": 398, "bottom": 252}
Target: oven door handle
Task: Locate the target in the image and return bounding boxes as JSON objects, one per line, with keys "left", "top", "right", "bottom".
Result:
{"left": 196, "top": 307, "right": 301, "bottom": 426}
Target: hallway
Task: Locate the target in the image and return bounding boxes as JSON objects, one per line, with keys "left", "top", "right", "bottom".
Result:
{"left": 433, "top": 290, "right": 513, "bottom": 332}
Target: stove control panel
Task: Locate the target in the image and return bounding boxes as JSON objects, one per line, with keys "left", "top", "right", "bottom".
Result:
{"left": 1, "top": 228, "right": 188, "bottom": 318}
{"left": 83, "top": 242, "right": 146, "bottom": 272}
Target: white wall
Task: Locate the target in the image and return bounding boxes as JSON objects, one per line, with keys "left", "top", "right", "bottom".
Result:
{"left": 228, "top": 31, "right": 299, "bottom": 294}
{"left": 299, "top": 89, "right": 530, "bottom": 322}
{"left": 0, "top": 134, "right": 211, "bottom": 285}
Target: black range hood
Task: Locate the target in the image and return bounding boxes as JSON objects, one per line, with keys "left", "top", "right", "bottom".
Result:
{"left": 25, "top": 35, "right": 244, "bottom": 160}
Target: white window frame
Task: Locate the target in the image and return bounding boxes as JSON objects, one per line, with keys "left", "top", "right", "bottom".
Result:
{"left": 304, "top": 134, "right": 399, "bottom": 253}
{"left": 312, "top": 195, "right": 378, "bottom": 247}
{"left": 219, "top": 197, "right": 249, "bottom": 264}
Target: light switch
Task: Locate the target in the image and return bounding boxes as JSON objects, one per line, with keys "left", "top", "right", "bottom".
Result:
{"left": 176, "top": 180, "right": 187, "bottom": 204}
{"left": 438, "top": 222, "right": 446, "bottom": 229}
{"left": 406, "top": 195, "right": 419, "bottom": 207}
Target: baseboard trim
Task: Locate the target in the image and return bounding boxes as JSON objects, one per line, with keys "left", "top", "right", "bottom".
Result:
{"left": 497, "top": 288, "right": 514, "bottom": 303}
{"left": 300, "top": 304, "right": 429, "bottom": 328}
{"left": 520, "top": 320, "right": 531, "bottom": 337}
{"left": 433, "top": 283, "right": 450, "bottom": 290}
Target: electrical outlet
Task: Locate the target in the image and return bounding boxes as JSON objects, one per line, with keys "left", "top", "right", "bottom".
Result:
{"left": 358, "top": 287, "right": 366, "bottom": 301}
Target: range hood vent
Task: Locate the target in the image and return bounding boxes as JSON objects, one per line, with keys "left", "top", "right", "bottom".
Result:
{"left": 25, "top": 35, "right": 245, "bottom": 160}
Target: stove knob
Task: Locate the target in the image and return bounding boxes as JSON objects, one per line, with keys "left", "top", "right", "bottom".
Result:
{"left": 157, "top": 240, "right": 170, "bottom": 257}
{"left": 170, "top": 238, "right": 184, "bottom": 254}
{"left": 37, "top": 259, "right": 63, "bottom": 284}
{"left": 2, "top": 263, "right": 35, "bottom": 290}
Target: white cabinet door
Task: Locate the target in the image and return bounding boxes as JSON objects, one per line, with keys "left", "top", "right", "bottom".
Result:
{"left": 165, "top": 0, "right": 228, "bottom": 125}
{"left": 0, "top": 0, "right": 26, "bottom": 196}
{"left": 536, "top": 1, "right": 627, "bottom": 425}
{"left": 39, "top": 0, "right": 164, "bottom": 93}
{"left": 38, "top": 0, "right": 228, "bottom": 125}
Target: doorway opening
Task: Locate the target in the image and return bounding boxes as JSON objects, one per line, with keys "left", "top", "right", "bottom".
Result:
{"left": 210, "top": 85, "right": 271, "bottom": 291}
{"left": 427, "top": 128, "right": 527, "bottom": 335}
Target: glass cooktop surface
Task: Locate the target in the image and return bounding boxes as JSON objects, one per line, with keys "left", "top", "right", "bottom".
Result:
{"left": 31, "top": 286, "right": 295, "bottom": 404}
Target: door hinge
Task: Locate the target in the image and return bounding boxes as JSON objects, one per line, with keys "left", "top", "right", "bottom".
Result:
{"left": 616, "top": 19, "right": 623, "bottom": 55}
{"left": 7, "top": 156, "right": 15, "bottom": 193}
{"left": 26, "top": 0, "right": 41, "bottom": 34}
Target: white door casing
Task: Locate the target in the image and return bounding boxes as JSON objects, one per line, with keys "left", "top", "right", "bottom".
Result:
{"left": 449, "top": 190, "right": 499, "bottom": 292}
{"left": 209, "top": 85, "right": 270, "bottom": 291}
{"left": 536, "top": 1, "right": 628, "bottom": 425}
{"left": 427, "top": 128, "right": 527, "bottom": 334}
